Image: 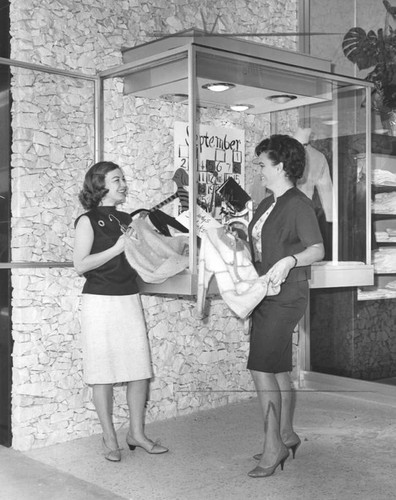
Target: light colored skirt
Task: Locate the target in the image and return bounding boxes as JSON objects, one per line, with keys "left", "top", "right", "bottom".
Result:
{"left": 81, "top": 293, "right": 153, "bottom": 384}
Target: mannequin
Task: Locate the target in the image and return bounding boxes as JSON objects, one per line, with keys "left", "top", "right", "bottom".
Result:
{"left": 293, "top": 127, "right": 312, "bottom": 146}
{"left": 293, "top": 127, "right": 333, "bottom": 222}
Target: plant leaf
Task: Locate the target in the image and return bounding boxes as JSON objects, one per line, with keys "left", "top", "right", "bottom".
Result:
{"left": 342, "top": 27, "right": 380, "bottom": 70}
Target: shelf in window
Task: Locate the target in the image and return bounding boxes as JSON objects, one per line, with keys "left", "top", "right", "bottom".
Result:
{"left": 372, "top": 184, "right": 396, "bottom": 193}
{"left": 309, "top": 261, "right": 373, "bottom": 288}
{"left": 374, "top": 241, "right": 396, "bottom": 246}
{"left": 137, "top": 271, "right": 197, "bottom": 296}
{"left": 358, "top": 287, "right": 396, "bottom": 300}
{"left": 372, "top": 213, "right": 396, "bottom": 220}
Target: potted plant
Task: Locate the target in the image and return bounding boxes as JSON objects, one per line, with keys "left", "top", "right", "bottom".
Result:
{"left": 342, "top": 0, "right": 396, "bottom": 133}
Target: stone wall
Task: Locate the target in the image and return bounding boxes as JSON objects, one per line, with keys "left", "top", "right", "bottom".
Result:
{"left": 10, "top": 0, "right": 298, "bottom": 72}
{"left": 9, "top": 0, "right": 298, "bottom": 450}
{"left": 310, "top": 289, "right": 396, "bottom": 381}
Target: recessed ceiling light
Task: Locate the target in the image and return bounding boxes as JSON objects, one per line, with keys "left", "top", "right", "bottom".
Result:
{"left": 230, "top": 104, "right": 254, "bottom": 112}
{"left": 160, "top": 93, "right": 188, "bottom": 102}
{"left": 322, "top": 119, "right": 338, "bottom": 126}
{"left": 202, "top": 83, "right": 235, "bottom": 92}
{"left": 266, "top": 94, "right": 297, "bottom": 104}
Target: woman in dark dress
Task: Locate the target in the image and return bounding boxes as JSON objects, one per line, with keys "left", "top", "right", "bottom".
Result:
{"left": 74, "top": 161, "right": 168, "bottom": 462}
{"left": 247, "top": 135, "right": 324, "bottom": 478}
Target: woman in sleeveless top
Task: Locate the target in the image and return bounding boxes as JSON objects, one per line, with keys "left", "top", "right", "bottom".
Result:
{"left": 74, "top": 161, "right": 168, "bottom": 462}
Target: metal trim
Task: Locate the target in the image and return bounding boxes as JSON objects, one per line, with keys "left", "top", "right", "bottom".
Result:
{"left": 99, "top": 49, "right": 189, "bottom": 79}
{"left": 298, "top": 0, "right": 311, "bottom": 54}
{"left": 188, "top": 45, "right": 198, "bottom": 275}
{"left": 366, "top": 86, "right": 372, "bottom": 266}
{"left": 0, "top": 56, "right": 96, "bottom": 81}
{"left": 0, "top": 262, "right": 73, "bottom": 269}
{"left": 94, "top": 76, "right": 103, "bottom": 162}
{"left": 193, "top": 45, "right": 372, "bottom": 88}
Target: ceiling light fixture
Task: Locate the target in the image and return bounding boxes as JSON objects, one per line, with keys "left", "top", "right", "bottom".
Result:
{"left": 202, "top": 82, "right": 235, "bottom": 92}
{"left": 230, "top": 104, "right": 254, "bottom": 112}
{"left": 322, "top": 119, "right": 338, "bottom": 126}
{"left": 266, "top": 94, "right": 297, "bottom": 104}
{"left": 160, "top": 93, "right": 188, "bottom": 102}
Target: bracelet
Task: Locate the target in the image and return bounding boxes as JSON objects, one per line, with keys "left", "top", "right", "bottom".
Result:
{"left": 290, "top": 255, "right": 298, "bottom": 268}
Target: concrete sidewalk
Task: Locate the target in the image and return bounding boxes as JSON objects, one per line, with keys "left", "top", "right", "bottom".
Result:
{"left": 2, "top": 390, "right": 396, "bottom": 500}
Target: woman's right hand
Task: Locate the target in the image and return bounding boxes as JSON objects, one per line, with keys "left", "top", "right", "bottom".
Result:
{"left": 112, "top": 234, "right": 126, "bottom": 255}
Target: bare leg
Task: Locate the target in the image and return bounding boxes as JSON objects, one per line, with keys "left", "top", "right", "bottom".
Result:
{"left": 125, "top": 379, "right": 168, "bottom": 454}
{"left": 250, "top": 370, "right": 285, "bottom": 468}
{"left": 275, "top": 372, "right": 298, "bottom": 443}
{"left": 126, "top": 378, "right": 150, "bottom": 444}
{"left": 92, "top": 384, "right": 118, "bottom": 449}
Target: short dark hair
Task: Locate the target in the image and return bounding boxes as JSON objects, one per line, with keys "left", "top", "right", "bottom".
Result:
{"left": 78, "top": 161, "right": 120, "bottom": 209}
{"left": 255, "top": 134, "right": 306, "bottom": 185}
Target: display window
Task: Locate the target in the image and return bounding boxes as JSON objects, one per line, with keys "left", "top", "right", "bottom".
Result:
{"left": 4, "top": 30, "right": 396, "bottom": 410}
{"left": 100, "top": 30, "right": 374, "bottom": 294}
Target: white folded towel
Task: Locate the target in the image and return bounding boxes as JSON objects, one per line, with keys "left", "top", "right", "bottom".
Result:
{"left": 197, "top": 227, "right": 280, "bottom": 320}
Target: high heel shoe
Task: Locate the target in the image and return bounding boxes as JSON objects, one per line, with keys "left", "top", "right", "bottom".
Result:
{"left": 248, "top": 446, "right": 289, "bottom": 478}
{"left": 284, "top": 435, "right": 301, "bottom": 459}
{"left": 253, "top": 434, "right": 301, "bottom": 461}
{"left": 126, "top": 434, "right": 169, "bottom": 455}
{"left": 102, "top": 438, "right": 121, "bottom": 462}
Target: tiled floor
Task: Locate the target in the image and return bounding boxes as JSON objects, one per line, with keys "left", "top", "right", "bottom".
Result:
{"left": 1, "top": 390, "right": 396, "bottom": 500}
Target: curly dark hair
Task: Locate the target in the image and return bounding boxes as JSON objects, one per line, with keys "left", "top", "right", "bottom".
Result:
{"left": 255, "top": 134, "right": 306, "bottom": 185}
{"left": 78, "top": 161, "right": 120, "bottom": 210}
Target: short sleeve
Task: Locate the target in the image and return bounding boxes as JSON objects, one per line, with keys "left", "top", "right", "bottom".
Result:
{"left": 295, "top": 199, "right": 323, "bottom": 248}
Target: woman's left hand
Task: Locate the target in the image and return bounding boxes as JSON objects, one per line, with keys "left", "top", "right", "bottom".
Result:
{"left": 266, "top": 243, "right": 325, "bottom": 287}
{"left": 267, "top": 256, "right": 295, "bottom": 287}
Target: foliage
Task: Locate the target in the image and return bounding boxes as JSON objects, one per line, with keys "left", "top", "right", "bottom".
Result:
{"left": 342, "top": 1, "right": 396, "bottom": 109}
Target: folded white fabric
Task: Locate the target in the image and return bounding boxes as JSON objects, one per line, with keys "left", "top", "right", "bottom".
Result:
{"left": 372, "top": 248, "right": 396, "bottom": 273}
{"left": 197, "top": 227, "right": 280, "bottom": 320}
{"left": 373, "top": 169, "right": 396, "bottom": 186}
{"left": 385, "top": 279, "right": 396, "bottom": 290}
{"left": 373, "top": 191, "right": 396, "bottom": 214}
{"left": 124, "top": 218, "right": 189, "bottom": 284}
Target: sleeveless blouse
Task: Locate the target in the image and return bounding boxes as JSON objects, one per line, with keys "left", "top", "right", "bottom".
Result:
{"left": 75, "top": 206, "right": 139, "bottom": 295}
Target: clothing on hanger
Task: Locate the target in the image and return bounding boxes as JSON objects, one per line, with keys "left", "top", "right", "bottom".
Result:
{"left": 130, "top": 208, "right": 188, "bottom": 237}
{"left": 124, "top": 218, "right": 189, "bottom": 284}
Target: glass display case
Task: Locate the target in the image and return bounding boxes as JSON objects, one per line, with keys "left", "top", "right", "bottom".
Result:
{"left": 98, "top": 30, "right": 374, "bottom": 294}
{"left": 1, "top": 31, "right": 390, "bottom": 426}
{"left": 1, "top": 31, "right": 375, "bottom": 296}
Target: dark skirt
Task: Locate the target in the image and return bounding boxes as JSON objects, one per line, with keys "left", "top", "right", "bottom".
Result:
{"left": 247, "top": 280, "right": 308, "bottom": 374}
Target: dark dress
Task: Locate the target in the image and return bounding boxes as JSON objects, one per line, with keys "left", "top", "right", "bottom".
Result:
{"left": 247, "top": 188, "right": 323, "bottom": 373}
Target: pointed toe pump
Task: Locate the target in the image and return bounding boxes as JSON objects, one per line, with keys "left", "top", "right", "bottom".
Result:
{"left": 126, "top": 434, "right": 169, "bottom": 455}
{"left": 253, "top": 434, "right": 302, "bottom": 461}
{"left": 248, "top": 446, "right": 289, "bottom": 478}
{"left": 102, "top": 438, "right": 121, "bottom": 462}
